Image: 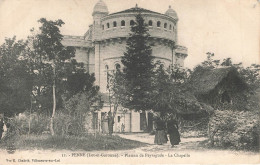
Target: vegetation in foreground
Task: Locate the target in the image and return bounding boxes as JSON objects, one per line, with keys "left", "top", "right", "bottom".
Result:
{"left": 0, "top": 134, "right": 147, "bottom": 151}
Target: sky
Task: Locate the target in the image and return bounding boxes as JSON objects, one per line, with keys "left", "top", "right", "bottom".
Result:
{"left": 0, "top": 0, "right": 259, "bottom": 68}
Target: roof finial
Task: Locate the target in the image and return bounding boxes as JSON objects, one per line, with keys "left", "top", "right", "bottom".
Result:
{"left": 136, "top": 4, "right": 138, "bottom": 8}
{"left": 169, "top": 5, "right": 171, "bottom": 8}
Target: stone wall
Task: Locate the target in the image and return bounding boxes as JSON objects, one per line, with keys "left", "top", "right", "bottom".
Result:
{"left": 100, "top": 14, "right": 176, "bottom": 42}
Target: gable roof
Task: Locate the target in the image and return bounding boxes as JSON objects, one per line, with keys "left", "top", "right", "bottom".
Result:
{"left": 189, "top": 67, "right": 247, "bottom": 95}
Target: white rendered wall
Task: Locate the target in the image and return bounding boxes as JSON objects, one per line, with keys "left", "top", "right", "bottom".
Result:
{"left": 131, "top": 111, "right": 141, "bottom": 132}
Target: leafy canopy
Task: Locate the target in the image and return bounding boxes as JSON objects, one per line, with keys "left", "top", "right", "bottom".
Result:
{"left": 0, "top": 37, "right": 33, "bottom": 116}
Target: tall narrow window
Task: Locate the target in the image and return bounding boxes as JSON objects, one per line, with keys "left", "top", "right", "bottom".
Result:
{"left": 115, "top": 63, "right": 121, "bottom": 70}
{"left": 121, "top": 20, "right": 125, "bottom": 26}
{"left": 102, "top": 25, "right": 104, "bottom": 30}
{"left": 107, "top": 23, "right": 110, "bottom": 29}
{"left": 169, "top": 24, "right": 172, "bottom": 30}
{"left": 130, "top": 20, "right": 135, "bottom": 26}
{"left": 113, "top": 21, "right": 117, "bottom": 27}
{"left": 164, "top": 23, "right": 167, "bottom": 29}
{"left": 148, "top": 20, "right": 153, "bottom": 26}
{"left": 105, "top": 65, "right": 109, "bottom": 70}
{"left": 157, "top": 21, "right": 161, "bottom": 27}
{"left": 105, "top": 65, "right": 109, "bottom": 89}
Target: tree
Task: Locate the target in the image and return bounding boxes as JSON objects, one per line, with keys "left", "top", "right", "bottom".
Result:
{"left": 151, "top": 63, "right": 172, "bottom": 117}
{"left": 66, "top": 72, "right": 99, "bottom": 98}
{"left": 194, "top": 52, "right": 220, "bottom": 71}
{"left": 31, "top": 18, "right": 76, "bottom": 135}
{"left": 151, "top": 63, "right": 200, "bottom": 119}
{"left": 121, "top": 13, "right": 154, "bottom": 111}
{"left": 107, "top": 69, "right": 128, "bottom": 117}
{"left": 0, "top": 37, "right": 33, "bottom": 117}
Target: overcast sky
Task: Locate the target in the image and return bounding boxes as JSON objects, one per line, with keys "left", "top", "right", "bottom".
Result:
{"left": 0, "top": 0, "right": 259, "bottom": 68}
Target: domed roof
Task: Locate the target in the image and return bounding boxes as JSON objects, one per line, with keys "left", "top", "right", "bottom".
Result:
{"left": 165, "top": 5, "right": 178, "bottom": 19}
{"left": 92, "top": 0, "right": 109, "bottom": 15}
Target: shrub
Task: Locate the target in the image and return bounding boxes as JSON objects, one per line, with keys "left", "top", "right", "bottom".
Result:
{"left": 208, "top": 110, "right": 259, "bottom": 151}
{"left": 179, "top": 117, "right": 209, "bottom": 138}
{"left": 2, "top": 110, "right": 93, "bottom": 137}
{"left": 53, "top": 111, "right": 92, "bottom": 136}
{"left": 4, "top": 112, "right": 50, "bottom": 135}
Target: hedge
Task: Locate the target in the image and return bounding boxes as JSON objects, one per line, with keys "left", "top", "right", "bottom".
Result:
{"left": 208, "top": 110, "right": 259, "bottom": 151}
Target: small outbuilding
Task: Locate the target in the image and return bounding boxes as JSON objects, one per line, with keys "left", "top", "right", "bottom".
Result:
{"left": 189, "top": 67, "right": 249, "bottom": 110}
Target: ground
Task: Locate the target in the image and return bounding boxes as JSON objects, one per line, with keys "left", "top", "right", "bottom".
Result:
{"left": 0, "top": 133, "right": 259, "bottom": 164}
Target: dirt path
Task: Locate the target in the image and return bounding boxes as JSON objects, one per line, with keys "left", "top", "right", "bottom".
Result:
{"left": 0, "top": 133, "right": 259, "bottom": 164}
{"left": 117, "top": 133, "right": 208, "bottom": 150}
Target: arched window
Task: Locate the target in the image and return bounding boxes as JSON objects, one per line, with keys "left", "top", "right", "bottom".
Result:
{"left": 164, "top": 23, "right": 167, "bottom": 29}
{"left": 169, "top": 24, "right": 172, "bottom": 30}
{"left": 113, "top": 21, "right": 117, "bottom": 27}
{"left": 172, "top": 26, "right": 175, "bottom": 31}
{"left": 148, "top": 20, "right": 153, "bottom": 26}
{"left": 130, "top": 20, "right": 135, "bottom": 26}
{"left": 121, "top": 20, "right": 125, "bottom": 26}
{"left": 115, "top": 63, "right": 121, "bottom": 70}
{"left": 107, "top": 23, "right": 110, "bottom": 29}
{"left": 157, "top": 21, "right": 161, "bottom": 27}
{"left": 105, "top": 65, "right": 109, "bottom": 70}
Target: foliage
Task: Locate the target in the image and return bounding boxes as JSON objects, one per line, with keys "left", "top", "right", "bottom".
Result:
{"left": 208, "top": 110, "right": 259, "bottom": 151}
{"left": 64, "top": 92, "right": 103, "bottom": 134}
{"left": 151, "top": 63, "right": 172, "bottom": 116}
{"left": 0, "top": 18, "right": 102, "bottom": 136}
{"left": 11, "top": 113, "right": 49, "bottom": 135}
{"left": 107, "top": 69, "right": 128, "bottom": 116}
{"left": 0, "top": 37, "right": 33, "bottom": 116}
{"left": 121, "top": 13, "right": 154, "bottom": 111}
{"left": 150, "top": 62, "right": 210, "bottom": 118}
{"left": 194, "top": 52, "right": 260, "bottom": 90}
{"left": 179, "top": 117, "right": 209, "bottom": 137}
{"left": 26, "top": 18, "right": 96, "bottom": 135}
{"left": 66, "top": 72, "right": 98, "bottom": 98}
{"left": 26, "top": 18, "right": 82, "bottom": 112}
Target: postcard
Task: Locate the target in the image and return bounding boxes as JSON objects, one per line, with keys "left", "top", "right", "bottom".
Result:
{"left": 0, "top": 0, "right": 259, "bottom": 164}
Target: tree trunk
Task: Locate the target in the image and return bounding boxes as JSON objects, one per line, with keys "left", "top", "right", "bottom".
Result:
{"left": 28, "top": 95, "right": 33, "bottom": 136}
{"left": 50, "top": 64, "right": 56, "bottom": 136}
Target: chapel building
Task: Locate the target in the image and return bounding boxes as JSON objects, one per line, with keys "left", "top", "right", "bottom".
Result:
{"left": 62, "top": 0, "right": 188, "bottom": 133}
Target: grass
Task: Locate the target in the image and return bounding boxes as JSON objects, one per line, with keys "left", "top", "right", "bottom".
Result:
{"left": 0, "top": 134, "right": 147, "bottom": 151}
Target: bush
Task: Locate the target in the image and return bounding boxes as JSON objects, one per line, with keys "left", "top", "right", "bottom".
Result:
{"left": 179, "top": 117, "right": 209, "bottom": 138}
{"left": 53, "top": 111, "right": 92, "bottom": 136}
{"left": 3, "top": 113, "right": 50, "bottom": 136}
{"left": 208, "top": 110, "right": 260, "bottom": 151}
{"left": 2, "top": 110, "right": 93, "bottom": 137}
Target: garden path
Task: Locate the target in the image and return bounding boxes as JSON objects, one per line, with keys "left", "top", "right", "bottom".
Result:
{"left": 117, "top": 133, "right": 208, "bottom": 150}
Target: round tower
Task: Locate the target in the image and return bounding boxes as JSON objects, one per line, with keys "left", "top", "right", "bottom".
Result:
{"left": 92, "top": 0, "right": 109, "bottom": 41}
{"left": 165, "top": 5, "right": 178, "bottom": 20}
{"left": 93, "top": 0, "right": 109, "bottom": 88}
{"left": 165, "top": 5, "right": 178, "bottom": 44}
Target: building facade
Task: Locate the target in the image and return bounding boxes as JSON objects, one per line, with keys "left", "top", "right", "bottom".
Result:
{"left": 62, "top": 0, "right": 188, "bottom": 133}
